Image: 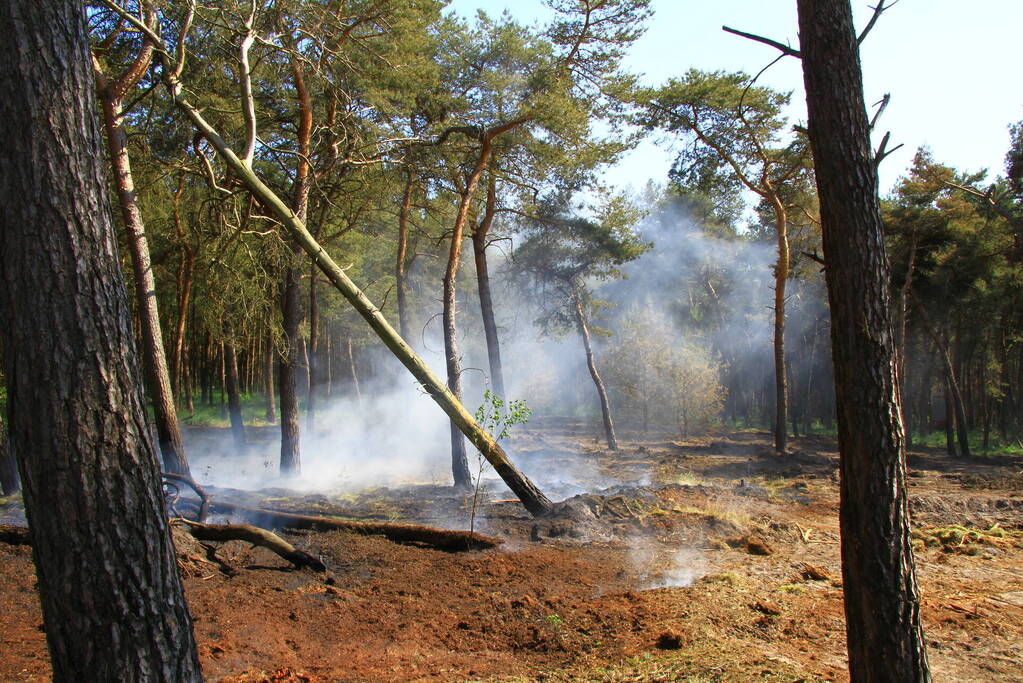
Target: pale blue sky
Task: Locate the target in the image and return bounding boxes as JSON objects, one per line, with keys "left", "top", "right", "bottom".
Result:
{"left": 448, "top": 0, "right": 1023, "bottom": 196}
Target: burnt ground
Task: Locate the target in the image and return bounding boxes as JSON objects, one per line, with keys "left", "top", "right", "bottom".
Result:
{"left": 1, "top": 424, "right": 1022, "bottom": 681}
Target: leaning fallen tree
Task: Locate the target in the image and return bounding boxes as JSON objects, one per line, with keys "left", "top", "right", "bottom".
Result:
{"left": 104, "top": 1, "right": 553, "bottom": 517}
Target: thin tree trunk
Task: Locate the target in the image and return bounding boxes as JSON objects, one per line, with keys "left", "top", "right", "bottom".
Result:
{"left": 797, "top": 1, "right": 930, "bottom": 678}
{"left": 770, "top": 197, "right": 789, "bottom": 453}
{"left": 92, "top": 34, "right": 189, "bottom": 477}
{"left": 347, "top": 336, "right": 362, "bottom": 403}
{"left": 573, "top": 293, "right": 618, "bottom": 451}
{"left": 279, "top": 268, "right": 302, "bottom": 473}
{"left": 170, "top": 174, "right": 194, "bottom": 406}
{"left": 224, "top": 336, "right": 246, "bottom": 452}
{"left": 325, "top": 327, "right": 333, "bottom": 397}
{"left": 219, "top": 341, "right": 228, "bottom": 418}
{"left": 0, "top": 3, "right": 202, "bottom": 675}
{"left": 943, "top": 378, "right": 957, "bottom": 456}
{"left": 264, "top": 328, "right": 277, "bottom": 424}
{"left": 182, "top": 338, "right": 194, "bottom": 414}
{"left": 396, "top": 167, "right": 415, "bottom": 342}
{"left": 473, "top": 168, "right": 507, "bottom": 399}
{"left": 307, "top": 268, "right": 319, "bottom": 431}
{"left": 443, "top": 145, "right": 492, "bottom": 489}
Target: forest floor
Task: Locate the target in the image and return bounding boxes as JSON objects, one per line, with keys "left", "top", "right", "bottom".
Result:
{"left": 1, "top": 422, "right": 1023, "bottom": 681}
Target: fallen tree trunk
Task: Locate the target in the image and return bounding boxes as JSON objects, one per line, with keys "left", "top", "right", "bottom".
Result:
{"left": 210, "top": 501, "right": 502, "bottom": 552}
{"left": 177, "top": 519, "right": 325, "bottom": 572}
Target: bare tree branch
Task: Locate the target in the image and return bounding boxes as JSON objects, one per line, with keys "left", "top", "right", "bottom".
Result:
{"left": 858, "top": 0, "right": 902, "bottom": 45}
{"left": 722, "top": 25, "right": 801, "bottom": 59}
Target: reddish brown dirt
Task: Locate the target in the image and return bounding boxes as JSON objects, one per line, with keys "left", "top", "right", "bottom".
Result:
{"left": 1, "top": 428, "right": 1022, "bottom": 681}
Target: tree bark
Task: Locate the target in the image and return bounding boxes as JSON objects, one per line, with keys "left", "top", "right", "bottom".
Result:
{"left": 770, "top": 196, "right": 789, "bottom": 453}
{"left": 396, "top": 167, "right": 415, "bottom": 342}
{"left": 278, "top": 51, "right": 313, "bottom": 476}
{"left": 264, "top": 327, "right": 277, "bottom": 424}
{"left": 308, "top": 268, "right": 319, "bottom": 431}
{"left": 473, "top": 168, "right": 507, "bottom": 399}
{"left": 170, "top": 174, "right": 195, "bottom": 407}
{"left": 0, "top": 3, "right": 202, "bottom": 677}
{"left": 573, "top": 293, "right": 618, "bottom": 450}
{"left": 93, "top": 28, "right": 190, "bottom": 477}
{"left": 443, "top": 144, "right": 493, "bottom": 489}
{"left": 797, "top": 1, "right": 930, "bottom": 679}
{"left": 279, "top": 267, "right": 302, "bottom": 473}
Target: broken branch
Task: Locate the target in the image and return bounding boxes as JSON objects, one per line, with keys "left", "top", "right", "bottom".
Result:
{"left": 177, "top": 519, "right": 326, "bottom": 572}
{"left": 210, "top": 501, "right": 503, "bottom": 551}
{"left": 722, "top": 25, "right": 801, "bottom": 59}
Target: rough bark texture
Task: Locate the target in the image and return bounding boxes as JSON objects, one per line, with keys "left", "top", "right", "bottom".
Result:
{"left": 0, "top": 3, "right": 202, "bottom": 679}
{"left": 574, "top": 295, "right": 618, "bottom": 451}
{"left": 94, "top": 34, "right": 190, "bottom": 477}
{"left": 473, "top": 170, "right": 507, "bottom": 399}
{"left": 796, "top": 1, "right": 930, "bottom": 680}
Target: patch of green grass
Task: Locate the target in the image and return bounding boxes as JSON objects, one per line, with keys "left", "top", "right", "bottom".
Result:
{"left": 913, "top": 430, "right": 1023, "bottom": 457}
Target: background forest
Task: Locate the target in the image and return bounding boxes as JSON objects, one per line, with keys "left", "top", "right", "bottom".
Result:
{"left": 1, "top": 0, "right": 1021, "bottom": 495}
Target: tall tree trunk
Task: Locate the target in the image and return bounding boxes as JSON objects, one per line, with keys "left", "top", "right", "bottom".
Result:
{"left": 797, "top": 1, "right": 930, "bottom": 679}
{"left": 396, "top": 167, "right": 415, "bottom": 342}
{"left": 347, "top": 336, "right": 363, "bottom": 403}
{"left": 0, "top": 414, "right": 18, "bottom": 496}
{"left": 170, "top": 174, "right": 194, "bottom": 407}
{"left": 219, "top": 341, "right": 228, "bottom": 418}
{"left": 573, "top": 293, "right": 618, "bottom": 451}
{"left": 279, "top": 268, "right": 302, "bottom": 474}
{"left": 943, "top": 378, "right": 957, "bottom": 456}
{"left": 265, "top": 328, "right": 277, "bottom": 424}
{"left": 224, "top": 336, "right": 246, "bottom": 452}
{"left": 472, "top": 168, "right": 507, "bottom": 399}
{"left": 307, "top": 269, "right": 321, "bottom": 431}
{"left": 443, "top": 144, "right": 493, "bottom": 489}
{"left": 182, "top": 337, "right": 195, "bottom": 414}
{"left": 0, "top": 3, "right": 202, "bottom": 676}
{"left": 770, "top": 197, "right": 789, "bottom": 453}
{"left": 325, "top": 327, "right": 333, "bottom": 397}
{"left": 92, "top": 31, "right": 189, "bottom": 477}
{"left": 278, "top": 52, "right": 313, "bottom": 476}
